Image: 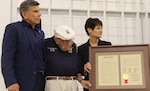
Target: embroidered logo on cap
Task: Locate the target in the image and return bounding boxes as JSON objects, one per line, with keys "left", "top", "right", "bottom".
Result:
{"left": 66, "top": 30, "right": 70, "bottom": 34}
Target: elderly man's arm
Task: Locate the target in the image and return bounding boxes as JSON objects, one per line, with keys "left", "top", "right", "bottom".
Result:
{"left": 76, "top": 73, "right": 91, "bottom": 89}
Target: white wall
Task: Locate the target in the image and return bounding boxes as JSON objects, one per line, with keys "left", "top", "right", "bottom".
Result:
{"left": 13, "top": 0, "right": 150, "bottom": 46}
{"left": 0, "top": 0, "right": 11, "bottom": 91}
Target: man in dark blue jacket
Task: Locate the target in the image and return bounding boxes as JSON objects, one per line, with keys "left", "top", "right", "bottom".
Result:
{"left": 1, "top": 0, "right": 45, "bottom": 91}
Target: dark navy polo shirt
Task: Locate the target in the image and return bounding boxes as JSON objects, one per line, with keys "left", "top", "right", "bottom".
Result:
{"left": 45, "top": 37, "right": 81, "bottom": 76}
{"left": 22, "top": 20, "right": 45, "bottom": 70}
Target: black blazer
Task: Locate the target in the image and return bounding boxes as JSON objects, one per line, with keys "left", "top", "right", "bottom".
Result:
{"left": 78, "top": 39, "right": 112, "bottom": 80}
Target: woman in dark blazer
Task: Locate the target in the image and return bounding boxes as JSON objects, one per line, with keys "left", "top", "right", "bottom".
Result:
{"left": 78, "top": 18, "right": 112, "bottom": 91}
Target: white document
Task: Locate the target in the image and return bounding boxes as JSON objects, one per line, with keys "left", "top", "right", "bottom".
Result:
{"left": 97, "top": 54, "right": 119, "bottom": 86}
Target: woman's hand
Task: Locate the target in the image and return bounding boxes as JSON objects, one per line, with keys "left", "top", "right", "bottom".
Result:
{"left": 84, "top": 62, "right": 91, "bottom": 73}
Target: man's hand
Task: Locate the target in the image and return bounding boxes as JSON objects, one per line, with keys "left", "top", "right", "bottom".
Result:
{"left": 80, "top": 80, "right": 91, "bottom": 89}
{"left": 84, "top": 62, "right": 91, "bottom": 73}
{"left": 8, "top": 83, "right": 19, "bottom": 91}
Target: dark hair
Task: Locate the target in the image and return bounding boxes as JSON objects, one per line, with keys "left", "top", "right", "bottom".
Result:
{"left": 85, "top": 18, "right": 103, "bottom": 35}
{"left": 19, "top": 0, "right": 40, "bottom": 18}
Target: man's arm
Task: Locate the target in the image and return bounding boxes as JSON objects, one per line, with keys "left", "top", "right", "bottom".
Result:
{"left": 1, "top": 24, "right": 18, "bottom": 88}
{"left": 76, "top": 73, "right": 91, "bottom": 89}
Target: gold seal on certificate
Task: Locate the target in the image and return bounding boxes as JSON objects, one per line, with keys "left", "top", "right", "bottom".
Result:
{"left": 123, "top": 74, "right": 129, "bottom": 84}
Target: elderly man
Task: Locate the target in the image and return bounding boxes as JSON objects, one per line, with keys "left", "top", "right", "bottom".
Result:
{"left": 44, "top": 25, "right": 91, "bottom": 91}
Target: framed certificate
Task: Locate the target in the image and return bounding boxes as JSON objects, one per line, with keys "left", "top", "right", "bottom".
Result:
{"left": 89, "top": 44, "right": 150, "bottom": 91}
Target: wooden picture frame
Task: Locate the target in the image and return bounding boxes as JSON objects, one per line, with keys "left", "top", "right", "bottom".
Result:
{"left": 89, "top": 44, "right": 150, "bottom": 91}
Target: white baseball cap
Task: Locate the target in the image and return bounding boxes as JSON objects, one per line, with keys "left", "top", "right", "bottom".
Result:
{"left": 54, "top": 25, "right": 75, "bottom": 40}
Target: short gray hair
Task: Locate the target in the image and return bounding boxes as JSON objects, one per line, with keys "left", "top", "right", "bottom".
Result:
{"left": 19, "top": 0, "right": 40, "bottom": 18}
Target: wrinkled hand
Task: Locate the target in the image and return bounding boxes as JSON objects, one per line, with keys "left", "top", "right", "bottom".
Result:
{"left": 8, "top": 83, "right": 19, "bottom": 91}
{"left": 80, "top": 80, "right": 91, "bottom": 89}
{"left": 84, "top": 62, "right": 91, "bottom": 73}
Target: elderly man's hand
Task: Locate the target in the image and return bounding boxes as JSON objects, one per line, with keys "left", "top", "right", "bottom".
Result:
{"left": 80, "top": 80, "right": 91, "bottom": 89}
